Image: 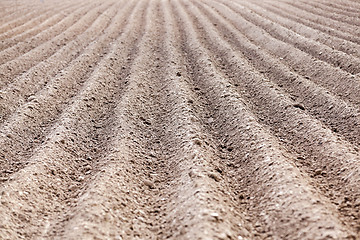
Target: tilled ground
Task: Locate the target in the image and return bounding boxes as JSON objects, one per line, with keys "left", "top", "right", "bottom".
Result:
{"left": 0, "top": 0, "right": 360, "bottom": 239}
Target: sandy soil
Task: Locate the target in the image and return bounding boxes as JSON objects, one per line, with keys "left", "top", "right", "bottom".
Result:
{"left": 0, "top": 0, "right": 359, "bottom": 239}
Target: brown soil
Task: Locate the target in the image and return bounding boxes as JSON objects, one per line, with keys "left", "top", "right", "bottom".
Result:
{"left": 0, "top": 0, "right": 359, "bottom": 239}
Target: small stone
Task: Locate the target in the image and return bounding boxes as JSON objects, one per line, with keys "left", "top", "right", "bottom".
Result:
{"left": 208, "top": 172, "right": 221, "bottom": 182}
{"left": 27, "top": 96, "right": 36, "bottom": 101}
{"left": 176, "top": 72, "right": 181, "bottom": 77}
{"left": 188, "top": 169, "right": 197, "bottom": 178}
{"left": 143, "top": 180, "right": 155, "bottom": 189}
{"left": 210, "top": 212, "right": 220, "bottom": 221}
{"left": 210, "top": 212, "right": 219, "bottom": 217}
{"left": 293, "top": 103, "right": 305, "bottom": 110}
{"left": 68, "top": 185, "right": 77, "bottom": 192}
{"left": 83, "top": 165, "right": 92, "bottom": 172}
{"left": 193, "top": 139, "right": 201, "bottom": 146}
{"left": 314, "top": 169, "right": 322, "bottom": 176}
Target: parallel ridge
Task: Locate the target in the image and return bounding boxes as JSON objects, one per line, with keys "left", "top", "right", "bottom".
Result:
{"left": 191, "top": 0, "right": 360, "bottom": 235}
{"left": 0, "top": 1, "right": 113, "bottom": 88}
{"left": 270, "top": 0, "right": 360, "bottom": 37}
{"left": 0, "top": 0, "right": 359, "bottom": 239}
{"left": 0, "top": 0, "right": 76, "bottom": 34}
{"left": 0, "top": 1, "right": 87, "bottom": 50}
{"left": 256, "top": 1, "right": 360, "bottom": 46}
{"left": 0, "top": 0, "right": 134, "bottom": 179}
{"left": 285, "top": 0, "right": 360, "bottom": 27}
{"left": 0, "top": 0, "right": 81, "bottom": 42}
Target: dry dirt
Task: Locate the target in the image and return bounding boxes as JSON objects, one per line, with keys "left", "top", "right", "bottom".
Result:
{"left": 0, "top": 0, "right": 360, "bottom": 239}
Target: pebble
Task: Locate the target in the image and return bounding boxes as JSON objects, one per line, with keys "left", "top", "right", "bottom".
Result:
{"left": 354, "top": 198, "right": 360, "bottom": 207}
{"left": 143, "top": 180, "right": 155, "bottom": 189}
{"left": 68, "top": 185, "right": 77, "bottom": 192}
{"left": 314, "top": 169, "right": 322, "bottom": 176}
{"left": 83, "top": 165, "right": 92, "bottom": 172}
{"left": 27, "top": 96, "right": 36, "bottom": 101}
{"left": 210, "top": 212, "right": 220, "bottom": 221}
{"left": 208, "top": 172, "right": 221, "bottom": 182}
{"left": 293, "top": 103, "right": 305, "bottom": 110}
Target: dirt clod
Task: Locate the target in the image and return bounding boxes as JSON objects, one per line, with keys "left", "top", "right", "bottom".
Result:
{"left": 143, "top": 180, "right": 155, "bottom": 189}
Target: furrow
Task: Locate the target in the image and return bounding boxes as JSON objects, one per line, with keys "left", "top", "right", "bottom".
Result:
{"left": 150, "top": 1, "right": 255, "bottom": 238}
{"left": 0, "top": 0, "right": 74, "bottom": 21}
{"left": 0, "top": 2, "right": 37, "bottom": 21}
{"left": 0, "top": 1, "right": 147, "bottom": 239}
{"left": 205, "top": 0, "right": 360, "bottom": 106}
{"left": 0, "top": 0, "right": 125, "bottom": 125}
{"left": 298, "top": 0, "right": 360, "bottom": 19}
{"left": 0, "top": 2, "right": 87, "bottom": 51}
{"left": 49, "top": 1, "right": 251, "bottom": 239}
{"left": 0, "top": 10, "right": 54, "bottom": 39}
{"left": 264, "top": 0, "right": 360, "bottom": 39}
{"left": 0, "top": 0, "right": 135, "bottom": 179}
{"left": 0, "top": 4, "right": 32, "bottom": 22}
{"left": 0, "top": 2, "right": 101, "bottom": 66}
{"left": 0, "top": 1, "right": 78, "bottom": 42}
{"left": 182, "top": 0, "right": 360, "bottom": 236}
{"left": 42, "top": 2, "right": 159, "bottom": 239}
{"left": 0, "top": 7, "right": 47, "bottom": 33}
{"left": 231, "top": 0, "right": 360, "bottom": 64}
{"left": 0, "top": 1, "right": 113, "bottom": 89}
{"left": 278, "top": 0, "right": 360, "bottom": 32}
{"left": 173, "top": 0, "right": 356, "bottom": 238}
{"left": 317, "top": 0, "right": 360, "bottom": 13}
{"left": 1, "top": 0, "right": 359, "bottom": 239}
{"left": 0, "top": 4, "right": 87, "bottom": 54}
{"left": 194, "top": 1, "right": 360, "bottom": 148}
{"left": 257, "top": 1, "right": 360, "bottom": 46}
{"left": 0, "top": 1, "right": 72, "bottom": 35}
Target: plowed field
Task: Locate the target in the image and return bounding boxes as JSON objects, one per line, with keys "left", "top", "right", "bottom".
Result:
{"left": 1, "top": 0, "right": 360, "bottom": 239}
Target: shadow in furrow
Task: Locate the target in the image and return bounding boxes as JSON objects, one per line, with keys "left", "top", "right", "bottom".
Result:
{"left": 0, "top": 1, "right": 87, "bottom": 51}
{"left": 0, "top": 1, "right": 113, "bottom": 88}
{"left": 222, "top": 0, "right": 360, "bottom": 73}
{"left": 181, "top": 0, "right": 360, "bottom": 236}
{"left": 0, "top": 1, "right": 147, "bottom": 238}
{"left": 0, "top": 0, "right": 136, "bottom": 180}
{"left": 195, "top": 0, "right": 360, "bottom": 149}
{"left": 173, "top": 0, "right": 357, "bottom": 238}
